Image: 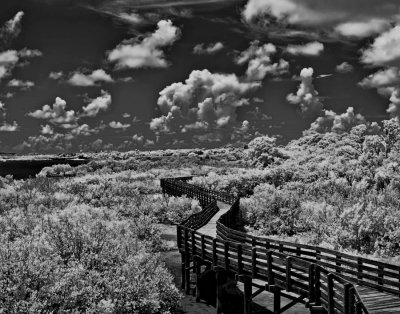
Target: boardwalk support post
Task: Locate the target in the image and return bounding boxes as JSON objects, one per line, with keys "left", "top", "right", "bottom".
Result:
{"left": 273, "top": 286, "right": 281, "bottom": 314}
{"left": 195, "top": 257, "right": 202, "bottom": 302}
{"left": 215, "top": 267, "right": 224, "bottom": 314}
{"left": 241, "top": 275, "right": 252, "bottom": 314}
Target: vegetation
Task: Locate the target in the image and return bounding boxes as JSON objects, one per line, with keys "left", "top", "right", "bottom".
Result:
{"left": 2, "top": 118, "right": 400, "bottom": 312}
{"left": 0, "top": 169, "right": 205, "bottom": 313}
{"left": 191, "top": 119, "right": 400, "bottom": 259}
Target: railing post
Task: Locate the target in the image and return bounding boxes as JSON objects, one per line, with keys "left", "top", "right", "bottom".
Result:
{"left": 252, "top": 247, "right": 257, "bottom": 278}
{"left": 181, "top": 252, "right": 186, "bottom": 290}
{"left": 243, "top": 275, "right": 252, "bottom": 314}
{"left": 191, "top": 230, "right": 196, "bottom": 260}
{"left": 286, "top": 256, "right": 292, "bottom": 293}
{"left": 327, "top": 274, "right": 334, "bottom": 314}
{"left": 314, "top": 265, "right": 321, "bottom": 306}
{"left": 378, "top": 265, "right": 384, "bottom": 290}
{"left": 184, "top": 228, "right": 191, "bottom": 294}
{"left": 357, "top": 258, "right": 363, "bottom": 282}
{"left": 237, "top": 244, "right": 243, "bottom": 275}
{"left": 212, "top": 238, "right": 218, "bottom": 267}
{"left": 344, "top": 283, "right": 352, "bottom": 314}
{"left": 267, "top": 251, "right": 274, "bottom": 287}
{"left": 195, "top": 257, "right": 202, "bottom": 302}
{"left": 224, "top": 241, "right": 229, "bottom": 271}
{"left": 309, "top": 264, "right": 316, "bottom": 305}
{"left": 201, "top": 235, "right": 205, "bottom": 261}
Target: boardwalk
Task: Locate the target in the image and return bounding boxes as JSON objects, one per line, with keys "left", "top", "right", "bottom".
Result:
{"left": 161, "top": 177, "right": 400, "bottom": 314}
{"left": 197, "top": 201, "right": 231, "bottom": 238}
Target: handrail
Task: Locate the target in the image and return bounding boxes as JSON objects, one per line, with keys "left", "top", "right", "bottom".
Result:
{"left": 161, "top": 177, "right": 400, "bottom": 313}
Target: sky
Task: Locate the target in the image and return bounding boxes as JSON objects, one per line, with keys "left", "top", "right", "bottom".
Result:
{"left": 0, "top": 0, "right": 400, "bottom": 153}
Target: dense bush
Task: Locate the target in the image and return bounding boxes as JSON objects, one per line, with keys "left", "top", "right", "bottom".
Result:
{"left": 0, "top": 171, "right": 184, "bottom": 313}
{"left": 240, "top": 119, "right": 400, "bottom": 257}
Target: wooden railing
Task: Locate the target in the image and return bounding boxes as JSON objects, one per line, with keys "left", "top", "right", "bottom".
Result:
{"left": 161, "top": 177, "right": 400, "bottom": 314}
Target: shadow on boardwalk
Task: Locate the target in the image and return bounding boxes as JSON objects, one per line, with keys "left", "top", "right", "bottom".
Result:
{"left": 160, "top": 224, "right": 308, "bottom": 314}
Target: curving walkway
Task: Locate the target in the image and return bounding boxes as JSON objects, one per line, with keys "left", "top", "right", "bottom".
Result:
{"left": 161, "top": 177, "right": 400, "bottom": 314}
{"left": 197, "top": 201, "right": 231, "bottom": 238}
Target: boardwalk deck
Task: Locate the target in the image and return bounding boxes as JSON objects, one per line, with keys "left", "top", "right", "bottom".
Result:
{"left": 357, "top": 286, "right": 400, "bottom": 313}
{"left": 197, "top": 201, "right": 231, "bottom": 238}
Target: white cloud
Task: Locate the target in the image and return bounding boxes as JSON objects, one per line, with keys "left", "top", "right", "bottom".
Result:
{"left": 335, "top": 19, "right": 390, "bottom": 38}
{"left": 68, "top": 69, "right": 114, "bottom": 86}
{"left": 8, "top": 79, "right": 34, "bottom": 90}
{"left": 132, "top": 134, "right": 144, "bottom": 143}
{"left": 40, "top": 124, "right": 54, "bottom": 135}
{"left": 305, "top": 107, "right": 367, "bottom": 134}
{"left": 336, "top": 62, "right": 354, "bottom": 73}
{"left": 387, "top": 89, "right": 400, "bottom": 117}
{"left": 0, "top": 121, "right": 19, "bottom": 132}
{"left": 286, "top": 42, "right": 324, "bottom": 56}
{"left": 242, "top": 0, "right": 400, "bottom": 42}
{"left": 70, "top": 123, "right": 99, "bottom": 136}
{"left": 359, "top": 67, "right": 400, "bottom": 89}
{"left": 108, "top": 19, "right": 180, "bottom": 69}
{"left": 0, "top": 49, "right": 42, "bottom": 81}
{"left": 0, "top": 50, "right": 19, "bottom": 80}
{"left": 49, "top": 71, "right": 63, "bottom": 80}
{"left": 109, "top": 121, "right": 131, "bottom": 130}
{"left": 150, "top": 69, "right": 260, "bottom": 134}
{"left": 287, "top": 67, "right": 324, "bottom": 115}
{"left": 122, "top": 112, "right": 131, "bottom": 118}
{"left": 82, "top": 90, "right": 112, "bottom": 117}
{"left": 0, "top": 11, "right": 24, "bottom": 46}
{"left": 28, "top": 97, "right": 79, "bottom": 129}
{"left": 242, "top": 0, "right": 344, "bottom": 26}
{"left": 236, "top": 41, "right": 289, "bottom": 81}
{"left": 118, "top": 12, "right": 144, "bottom": 25}
{"left": 193, "top": 42, "right": 224, "bottom": 55}
{"left": 361, "top": 25, "right": 400, "bottom": 66}
{"left": 18, "top": 48, "right": 42, "bottom": 59}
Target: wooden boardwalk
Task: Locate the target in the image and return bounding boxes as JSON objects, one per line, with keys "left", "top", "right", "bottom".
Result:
{"left": 161, "top": 177, "right": 400, "bottom": 314}
{"left": 197, "top": 201, "right": 231, "bottom": 238}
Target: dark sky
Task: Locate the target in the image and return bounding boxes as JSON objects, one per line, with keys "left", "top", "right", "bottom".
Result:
{"left": 0, "top": 0, "right": 397, "bottom": 153}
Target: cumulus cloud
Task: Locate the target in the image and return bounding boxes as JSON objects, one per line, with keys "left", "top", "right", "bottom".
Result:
{"left": 0, "top": 50, "right": 19, "bottom": 80}
{"left": 242, "top": 0, "right": 345, "bottom": 26}
{"left": 108, "top": 19, "right": 180, "bottom": 69}
{"left": 40, "top": 124, "right": 54, "bottom": 135}
{"left": 49, "top": 71, "right": 63, "bottom": 80}
{"left": 335, "top": 19, "right": 390, "bottom": 38}
{"left": 387, "top": 89, "right": 400, "bottom": 118}
{"left": 287, "top": 67, "right": 323, "bottom": 115}
{"left": 359, "top": 67, "right": 400, "bottom": 89}
{"left": 8, "top": 79, "right": 34, "bottom": 90}
{"left": 336, "top": 62, "right": 354, "bottom": 73}
{"left": 82, "top": 90, "right": 112, "bottom": 117}
{"left": 242, "top": 0, "right": 400, "bottom": 41}
{"left": 286, "top": 42, "right": 324, "bottom": 56}
{"left": 236, "top": 41, "right": 289, "bottom": 81}
{"left": 132, "top": 134, "right": 144, "bottom": 144}
{"left": 0, "top": 49, "right": 42, "bottom": 81}
{"left": 150, "top": 69, "right": 260, "bottom": 136}
{"left": 109, "top": 121, "right": 131, "bottom": 130}
{"left": 0, "top": 121, "right": 19, "bottom": 132}
{"left": 0, "top": 101, "right": 18, "bottom": 132}
{"left": 361, "top": 26, "right": 400, "bottom": 66}
{"left": 193, "top": 42, "right": 224, "bottom": 55}
{"left": 28, "top": 97, "right": 79, "bottom": 129}
{"left": 0, "top": 11, "right": 24, "bottom": 47}
{"left": 68, "top": 69, "right": 114, "bottom": 86}
{"left": 305, "top": 107, "right": 367, "bottom": 134}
